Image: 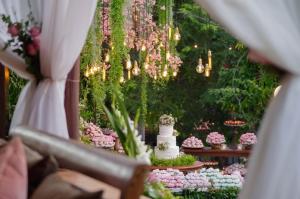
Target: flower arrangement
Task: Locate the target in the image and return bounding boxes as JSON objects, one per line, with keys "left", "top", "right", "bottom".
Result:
{"left": 181, "top": 136, "right": 204, "bottom": 148}
{"left": 157, "top": 142, "right": 169, "bottom": 151}
{"left": 206, "top": 132, "right": 226, "bottom": 147}
{"left": 183, "top": 173, "right": 211, "bottom": 191}
{"left": 239, "top": 132, "right": 257, "bottom": 146}
{"left": 159, "top": 114, "right": 175, "bottom": 126}
{"left": 224, "top": 163, "right": 247, "bottom": 177}
{"left": 1, "top": 14, "right": 42, "bottom": 81}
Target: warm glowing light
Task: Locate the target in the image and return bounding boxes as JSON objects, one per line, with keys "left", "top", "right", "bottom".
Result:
{"left": 204, "top": 64, "right": 210, "bottom": 77}
{"left": 173, "top": 71, "right": 177, "bottom": 77}
{"left": 196, "top": 58, "right": 204, "bottom": 73}
{"left": 154, "top": 75, "right": 157, "bottom": 80}
{"left": 102, "top": 66, "right": 106, "bottom": 81}
{"left": 166, "top": 51, "right": 171, "bottom": 60}
{"left": 144, "top": 62, "right": 149, "bottom": 70}
{"left": 208, "top": 50, "right": 212, "bottom": 70}
{"left": 229, "top": 47, "right": 232, "bottom": 51}
{"left": 120, "top": 76, "right": 125, "bottom": 83}
{"left": 162, "top": 65, "right": 168, "bottom": 77}
{"left": 194, "top": 44, "right": 198, "bottom": 48}
{"left": 105, "top": 54, "right": 110, "bottom": 63}
{"left": 132, "top": 61, "right": 140, "bottom": 76}
{"left": 141, "top": 44, "right": 146, "bottom": 51}
{"left": 128, "top": 70, "right": 131, "bottom": 80}
{"left": 126, "top": 58, "right": 132, "bottom": 70}
{"left": 174, "top": 27, "right": 180, "bottom": 41}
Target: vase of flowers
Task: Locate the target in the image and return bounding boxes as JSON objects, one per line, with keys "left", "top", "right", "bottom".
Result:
{"left": 206, "top": 132, "right": 226, "bottom": 149}
{"left": 1, "top": 14, "right": 42, "bottom": 82}
{"left": 239, "top": 132, "right": 257, "bottom": 150}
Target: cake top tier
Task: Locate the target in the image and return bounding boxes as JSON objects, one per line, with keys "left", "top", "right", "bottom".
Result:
{"left": 159, "top": 114, "right": 175, "bottom": 126}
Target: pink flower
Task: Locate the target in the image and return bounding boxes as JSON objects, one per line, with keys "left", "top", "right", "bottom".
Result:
{"left": 26, "top": 43, "right": 38, "bottom": 56}
{"left": 7, "top": 23, "right": 20, "bottom": 37}
{"left": 206, "top": 132, "right": 226, "bottom": 145}
{"left": 29, "top": 26, "right": 41, "bottom": 37}
{"left": 239, "top": 132, "right": 257, "bottom": 145}
{"left": 32, "top": 37, "right": 40, "bottom": 50}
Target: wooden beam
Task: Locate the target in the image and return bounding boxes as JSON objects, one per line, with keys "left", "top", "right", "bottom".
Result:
{"left": 0, "top": 63, "right": 9, "bottom": 138}
{"left": 65, "top": 58, "right": 80, "bottom": 140}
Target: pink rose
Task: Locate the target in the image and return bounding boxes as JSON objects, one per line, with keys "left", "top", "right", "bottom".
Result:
{"left": 29, "top": 26, "right": 41, "bottom": 37}
{"left": 7, "top": 23, "right": 20, "bottom": 37}
{"left": 26, "top": 43, "right": 38, "bottom": 56}
{"left": 32, "top": 37, "right": 40, "bottom": 50}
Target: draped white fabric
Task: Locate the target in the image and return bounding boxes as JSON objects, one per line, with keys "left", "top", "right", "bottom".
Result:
{"left": 194, "top": 0, "right": 300, "bottom": 198}
{"left": 0, "top": 0, "right": 97, "bottom": 138}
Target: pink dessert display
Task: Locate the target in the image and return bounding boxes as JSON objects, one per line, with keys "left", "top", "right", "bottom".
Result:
{"left": 92, "top": 134, "right": 115, "bottom": 148}
{"left": 147, "top": 169, "right": 186, "bottom": 191}
{"left": 206, "top": 132, "right": 226, "bottom": 145}
{"left": 239, "top": 132, "right": 257, "bottom": 145}
{"left": 183, "top": 173, "right": 211, "bottom": 191}
{"left": 224, "top": 163, "right": 247, "bottom": 176}
{"left": 182, "top": 136, "right": 204, "bottom": 148}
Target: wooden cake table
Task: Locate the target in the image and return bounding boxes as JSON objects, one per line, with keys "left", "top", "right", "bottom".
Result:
{"left": 182, "top": 147, "right": 251, "bottom": 157}
{"left": 148, "top": 161, "right": 204, "bottom": 172}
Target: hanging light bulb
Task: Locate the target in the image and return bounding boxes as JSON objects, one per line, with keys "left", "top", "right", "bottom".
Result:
{"left": 166, "top": 51, "right": 171, "bottom": 60}
{"left": 168, "top": 27, "right": 172, "bottom": 40}
{"left": 204, "top": 64, "right": 210, "bottom": 77}
{"left": 162, "top": 64, "right": 168, "bottom": 77}
{"left": 126, "top": 57, "right": 132, "bottom": 70}
{"left": 102, "top": 64, "right": 106, "bottom": 81}
{"left": 85, "top": 71, "right": 89, "bottom": 77}
{"left": 174, "top": 27, "right": 181, "bottom": 41}
{"left": 173, "top": 71, "right": 178, "bottom": 77}
{"left": 120, "top": 76, "right": 125, "bottom": 83}
{"left": 105, "top": 54, "right": 110, "bottom": 63}
{"left": 132, "top": 61, "right": 140, "bottom": 76}
{"left": 141, "top": 44, "right": 146, "bottom": 51}
{"left": 208, "top": 50, "right": 212, "bottom": 70}
{"left": 154, "top": 74, "right": 157, "bottom": 80}
{"left": 144, "top": 56, "right": 149, "bottom": 70}
{"left": 196, "top": 58, "right": 205, "bottom": 73}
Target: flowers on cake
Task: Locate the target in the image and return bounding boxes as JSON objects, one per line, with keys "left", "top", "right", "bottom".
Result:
{"left": 157, "top": 142, "right": 169, "bottom": 151}
{"left": 239, "top": 132, "right": 257, "bottom": 145}
{"left": 159, "top": 114, "right": 175, "bottom": 126}
{"left": 181, "top": 136, "right": 204, "bottom": 148}
{"left": 206, "top": 132, "right": 226, "bottom": 145}
{"left": 224, "top": 163, "right": 247, "bottom": 176}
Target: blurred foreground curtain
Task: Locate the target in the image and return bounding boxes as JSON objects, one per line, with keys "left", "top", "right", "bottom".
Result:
{"left": 0, "top": 0, "right": 97, "bottom": 138}
{"left": 194, "top": 0, "right": 300, "bottom": 199}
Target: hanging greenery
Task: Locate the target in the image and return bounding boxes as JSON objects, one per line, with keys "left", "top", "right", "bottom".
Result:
{"left": 109, "top": 0, "right": 127, "bottom": 87}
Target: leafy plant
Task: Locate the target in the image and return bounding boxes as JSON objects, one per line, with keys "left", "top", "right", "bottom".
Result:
{"left": 103, "top": 86, "right": 152, "bottom": 163}
{"left": 151, "top": 154, "right": 196, "bottom": 166}
{"left": 174, "top": 188, "right": 240, "bottom": 199}
{"left": 144, "top": 182, "right": 180, "bottom": 199}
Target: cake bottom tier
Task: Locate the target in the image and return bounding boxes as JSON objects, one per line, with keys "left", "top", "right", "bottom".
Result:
{"left": 154, "top": 146, "right": 179, "bottom": 159}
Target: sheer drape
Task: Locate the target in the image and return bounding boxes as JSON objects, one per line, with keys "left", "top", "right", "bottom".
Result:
{"left": 0, "top": 0, "right": 97, "bottom": 138}
{"left": 195, "top": 0, "right": 300, "bottom": 198}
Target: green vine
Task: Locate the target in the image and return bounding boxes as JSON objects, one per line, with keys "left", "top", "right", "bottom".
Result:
{"left": 109, "top": 0, "right": 126, "bottom": 88}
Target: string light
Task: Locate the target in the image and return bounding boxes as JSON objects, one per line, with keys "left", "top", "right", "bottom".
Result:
{"left": 208, "top": 50, "right": 212, "bottom": 70}
{"left": 194, "top": 44, "right": 198, "bottom": 48}
{"left": 162, "top": 64, "right": 168, "bottom": 77}
{"left": 196, "top": 58, "right": 204, "bottom": 74}
{"left": 204, "top": 63, "right": 210, "bottom": 77}
{"left": 126, "top": 57, "right": 132, "bottom": 70}
{"left": 174, "top": 27, "right": 180, "bottom": 41}
{"left": 166, "top": 51, "right": 171, "bottom": 60}
{"left": 132, "top": 61, "right": 140, "bottom": 76}
{"left": 105, "top": 54, "right": 110, "bottom": 63}
{"left": 141, "top": 44, "right": 146, "bottom": 51}
{"left": 173, "top": 71, "right": 177, "bottom": 77}
{"left": 120, "top": 76, "right": 125, "bottom": 83}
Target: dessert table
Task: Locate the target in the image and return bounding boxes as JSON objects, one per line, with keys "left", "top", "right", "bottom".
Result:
{"left": 182, "top": 147, "right": 251, "bottom": 157}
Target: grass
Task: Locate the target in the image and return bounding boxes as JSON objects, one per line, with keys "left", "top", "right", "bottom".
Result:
{"left": 151, "top": 154, "right": 197, "bottom": 167}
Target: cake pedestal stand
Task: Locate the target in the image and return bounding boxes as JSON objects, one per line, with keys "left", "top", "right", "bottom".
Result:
{"left": 148, "top": 161, "right": 204, "bottom": 172}
{"left": 224, "top": 120, "right": 246, "bottom": 145}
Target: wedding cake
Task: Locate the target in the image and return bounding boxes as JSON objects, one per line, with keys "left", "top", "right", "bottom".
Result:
{"left": 154, "top": 114, "right": 179, "bottom": 159}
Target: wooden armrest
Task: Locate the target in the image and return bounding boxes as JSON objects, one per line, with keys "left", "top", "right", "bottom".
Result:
{"left": 11, "top": 126, "right": 147, "bottom": 199}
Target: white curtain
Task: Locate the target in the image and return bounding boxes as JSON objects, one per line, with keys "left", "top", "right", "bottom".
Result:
{"left": 0, "top": 0, "right": 97, "bottom": 138}
{"left": 194, "top": 0, "right": 300, "bottom": 199}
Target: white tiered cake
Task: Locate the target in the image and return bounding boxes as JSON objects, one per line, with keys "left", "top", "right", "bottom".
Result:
{"left": 154, "top": 115, "right": 179, "bottom": 159}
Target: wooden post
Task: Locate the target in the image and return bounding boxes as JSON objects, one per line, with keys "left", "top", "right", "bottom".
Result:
{"left": 0, "top": 63, "right": 9, "bottom": 138}
{"left": 65, "top": 58, "right": 80, "bottom": 140}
